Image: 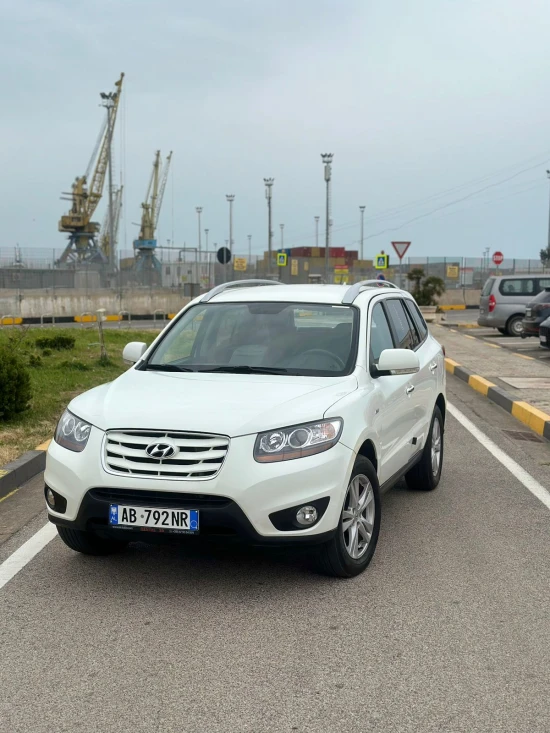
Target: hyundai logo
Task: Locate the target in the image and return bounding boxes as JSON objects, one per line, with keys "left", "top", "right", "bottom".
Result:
{"left": 145, "top": 442, "right": 178, "bottom": 459}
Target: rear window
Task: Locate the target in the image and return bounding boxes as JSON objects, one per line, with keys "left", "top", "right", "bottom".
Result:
{"left": 482, "top": 278, "right": 495, "bottom": 296}
{"left": 498, "top": 279, "right": 535, "bottom": 296}
{"left": 538, "top": 278, "right": 550, "bottom": 290}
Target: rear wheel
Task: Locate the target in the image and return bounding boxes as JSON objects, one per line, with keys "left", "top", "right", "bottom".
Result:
{"left": 57, "top": 526, "right": 128, "bottom": 556}
{"left": 316, "top": 457, "right": 381, "bottom": 578}
{"left": 506, "top": 315, "right": 524, "bottom": 337}
{"left": 405, "top": 406, "right": 444, "bottom": 491}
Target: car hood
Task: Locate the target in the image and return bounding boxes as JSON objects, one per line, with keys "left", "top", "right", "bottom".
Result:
{"left": 68, "top": 369, "right": 358, "bottom": 436}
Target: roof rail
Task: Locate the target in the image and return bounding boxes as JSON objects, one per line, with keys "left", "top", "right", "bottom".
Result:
{"left": 341, "top": 279, "right": 399, "bottom": 305}
{"left": 201, "top": 279, "right": 283, "bottom": 303}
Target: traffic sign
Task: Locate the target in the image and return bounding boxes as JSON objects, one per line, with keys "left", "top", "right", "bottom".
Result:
{"left": 446, "top": 265, "right": 459, "bottom": 279}
{"left": 377, "top": 273, "right": 386, "bottom": 281}
{"left": 375, "top": 253, "right": 389, "bottom": 269}
{"left": 291, "top": 258, "right": 299, "bottom": 276}
{"left": 492, "top": 251, "right": 504, "bottom": 266}
{"left": 233, "top": 257, "right": 247, "bottom": 272}
{"left": 277, "top": 253, "right": 287, "bottom": 267}
{"left": 391, "top": 241, "right": 411, "bottom": 260}
{"left": 217, "top": 246, "right": 231, "bottom": 265}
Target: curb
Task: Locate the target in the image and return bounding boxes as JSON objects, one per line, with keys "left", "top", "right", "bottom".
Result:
{"left": 0, "top": 450, "right": 47, "bottom": 501}
{"left": 440, "top": 322, "right": 480, "bottom": 329}
{"left": 438, "top": 304, "right": 478, "bottom": 312}
{"left": 445, "top": 358, "right": 550, "bottom": 440}
{"left": 0, "top": 314, "right": 177, "bottom": 327}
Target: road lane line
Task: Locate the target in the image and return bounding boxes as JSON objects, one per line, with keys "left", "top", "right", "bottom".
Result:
{"left": 0, "top": 488, "right": 19, "bottom": 505}
{"left": 0, "top": 523, "right": 57, "bottom": 591}
{"left": 448, "top": 402, "right": 550, "bottom": 511}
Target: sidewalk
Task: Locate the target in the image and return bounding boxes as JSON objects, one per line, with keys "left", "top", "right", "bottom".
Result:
{"left": 431, "top": 324, "right": 550, "bottom": 438}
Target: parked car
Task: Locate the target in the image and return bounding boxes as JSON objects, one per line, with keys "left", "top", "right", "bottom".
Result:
{"left": 478, "top": 274, "right": 550, "bottom": 335}
{"left": 539, "top": 316, "right": 550, "bottom": 349}
{"left": 44, "top": 279, "right": 446, "bottom": 578}
{"left": 521, "top": 288, "right": 550, "bottom": 338}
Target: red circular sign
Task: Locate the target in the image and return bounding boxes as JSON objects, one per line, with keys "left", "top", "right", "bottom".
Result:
{"left": 492, "top": 251, "right": 504, "bottom": 266}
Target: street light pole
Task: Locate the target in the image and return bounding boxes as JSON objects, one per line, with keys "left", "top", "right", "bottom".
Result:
{"left": 314, "top": 216, "right": 320, "bottom": 250}
{"left": 546, "top": 171, "right": 550, "bottom": 259}
{"left": 226, "top": 195, "right": 235, "bottom": 260}
{"left": 264, "top": 178, "right": 274, "bottom": 276}
{"left": 359, "top": 206, "right": 365, "bottom": 261}
{"left": 196, "top": 207, "right": 202, "bottom": 284}
{"left": 204, "top": 228, "right": 209, "bottom": 253}
{"left": 321, "top": 154, "right": 333, "bottom": 283}
{"left": 247, "top": 234, "right": 252, "bottom": 261}
{"left": 280, "top": 223, "right": 284, "bottom": 250}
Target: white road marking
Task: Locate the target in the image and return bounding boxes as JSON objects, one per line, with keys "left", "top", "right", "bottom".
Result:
{"left": 448, "top": 402, "right": 550, "bottom": 511}
{"left": 0, "top": 523, "right": 57, "bottom": 591}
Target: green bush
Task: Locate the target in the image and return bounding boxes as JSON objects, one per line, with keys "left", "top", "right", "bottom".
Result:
{"left": 28, "top": 353, "right": 43, "bottom": 368}
{"left": 35, "top": 335, "right": 75, "bottom": 351}
{"left": 0, "top": 348, "right": 32, "bottom": 421}
{"left": 41, "top": 348, "right": 52, "bottom": 357}
{"left": 406, "top": 268, "right": 446, "bottom": 306}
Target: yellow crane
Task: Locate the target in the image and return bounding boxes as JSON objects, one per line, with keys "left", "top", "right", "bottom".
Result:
{"left": 58, "top": 73, "right": 124, "bottom": 266}
{"left": 99, "top": 185, "right": 123, "bottom": 262}
{"left": 133, "top": 150, "right": 173, "bottom": 272}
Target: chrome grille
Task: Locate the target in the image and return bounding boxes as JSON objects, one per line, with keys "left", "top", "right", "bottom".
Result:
{"left": 103, "top": 430, "right": 229, "bottom": 480}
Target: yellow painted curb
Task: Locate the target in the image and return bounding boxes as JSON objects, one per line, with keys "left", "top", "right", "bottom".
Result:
{"left": 468, "top": 375, "right": 495, "bottom": 396}
{"left": 439, "top": 304, "right": 466, "bottom": 311}
{"left": 105, "top": 314, "right": 122, "bottom": 322}
{"left": 35, "top": 440, "right": 51, "bottom": 451}
{"left": 511, "top": 402, "right": 550, "bottom": 437}
{"left": 514, "top": 353, "right": 535, "bottom": 361}
{"left": 444, "top": 358, "right": 460, "bottom": 374}
{"left": 74, "top": 315, "right": 97, "bottom": 323}
{"left": 0, "top": 316, "right": 23, "bottom": 326}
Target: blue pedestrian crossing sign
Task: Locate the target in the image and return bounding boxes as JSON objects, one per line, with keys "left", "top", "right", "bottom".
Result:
{"left": 375, "top": 253, "right": 389, "bottom": 269}
{"left": 277, "top": 253, "right": 287, "bottom": 266}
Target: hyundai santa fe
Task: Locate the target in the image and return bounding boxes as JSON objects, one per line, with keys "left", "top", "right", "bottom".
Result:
{"left": 45, "top": 279, "right": 446, "bottom": 578}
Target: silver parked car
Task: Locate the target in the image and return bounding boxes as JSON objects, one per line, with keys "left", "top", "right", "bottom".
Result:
{"left": 478, "top": 274, "right": 550, "bottom": 336}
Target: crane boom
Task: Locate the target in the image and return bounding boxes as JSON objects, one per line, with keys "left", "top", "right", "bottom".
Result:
{"left": 154, "top": 151, "right": 173, "bottom": 229}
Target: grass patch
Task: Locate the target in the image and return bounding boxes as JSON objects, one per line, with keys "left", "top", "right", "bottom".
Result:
{"left": 0, "top": 327, "right": 158, "bottom": 465}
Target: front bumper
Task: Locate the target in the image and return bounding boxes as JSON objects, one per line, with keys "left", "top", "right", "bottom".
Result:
{"left": 45, "top": 429, "right": 356, "bottom": 544}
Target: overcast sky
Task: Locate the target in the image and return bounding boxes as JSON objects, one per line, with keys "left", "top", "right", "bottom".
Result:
{"left": 2, "top": 0, "right": 550, "bottom": 262}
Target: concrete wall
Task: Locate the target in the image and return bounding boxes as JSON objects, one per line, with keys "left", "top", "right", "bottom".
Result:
{"left": 0, "top": 288, "right": 191, "bottom": 318}
{"left": 0, "top": 285, "right": 482, "bottom": 319}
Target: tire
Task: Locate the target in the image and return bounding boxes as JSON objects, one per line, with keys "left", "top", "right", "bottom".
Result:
{"left": 506, "top": 315, "right": 524, "bottom": 337}
{"left": 497, "top": 328, "right": 507, "bottom": 335}
{"left": 57, "top": 526, "right": 128, "bottom": 556}
{"left": 405, "top": 406, "right": 444, "bottom": 491}
{"left": 316, "top": 457, "right": 381, "bottom": 578}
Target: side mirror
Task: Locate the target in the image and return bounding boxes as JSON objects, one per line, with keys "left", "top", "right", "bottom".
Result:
{"left": 122, "top": 342, "right": 147, "bottom": 365}
{"left": 377, "top": 348, "right": 420, "bottom": 375}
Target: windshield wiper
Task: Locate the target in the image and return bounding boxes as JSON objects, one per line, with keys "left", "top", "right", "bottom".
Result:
{"left": 143, "top": 364, "right": 195, "bottom": 372}
{"left": 198, "top": 365, "right": 288, "bottom": 374}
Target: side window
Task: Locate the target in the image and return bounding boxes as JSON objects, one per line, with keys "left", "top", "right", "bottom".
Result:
{"left": 403, "top": 304, "right": 421, "bottom": 348}
{"left": 482, "top": 278, "right": 495, "bottom": 296}
{"left": 369, "top": 302, "right": 394, "bottom": 364}
{"left": 404, "top": 300, "right": 428, "bottom": 341}
{"left": 537, "top": 278, "right": 550, "bottom": 291}
{"left": 385, "top": 299, "right": 416, "bottom": 349}
{"left": 499, "top": 279, "right": 534, "bottom": 296}
{"left": 155, "top": 308, "right": 207, "bottom": 363}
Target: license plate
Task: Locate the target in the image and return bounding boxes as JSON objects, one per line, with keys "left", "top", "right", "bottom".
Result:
{"left": 526, "top": 309, "right": 532, "bottom": 317}
{"left": 541, "top": 335, "right": 548, "bottom": 344}
{"left": 109, "top": 505, "right": 199, "bottom": 534}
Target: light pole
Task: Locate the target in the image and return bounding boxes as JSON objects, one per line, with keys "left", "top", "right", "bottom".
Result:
{"left": 264, "top": 178, "right": 274, "bottom": 276}
{"left": 359, "top": 206, "right": 365, "bottom": 261}
{"left": 247, "top": 234, "right": 252, "bottom": 261}
{"left": 196, "top": 207, "right": 202, "bottom": 283}
{"left": 205, "top": 228, "right": 210, "bottom": 287}
{"left": 280, "top": 223, "right": 284, "bottom": 250}
{"left": 204, "top": 228, "right": 209, "bottom": 253}
{"left": 321, "top": 154, "right": 333, "bottom": 283}
{"left": 314, "top": 215, "right": 320, "bottom": 250}
{"left": 226, "top": 195, "right": 235, "bottom": 259}
{"left": 546, "top": 171, "right": 550, "bottom": 260}
{"left": 100, "top": 91, "right": 117, "bottom": 272}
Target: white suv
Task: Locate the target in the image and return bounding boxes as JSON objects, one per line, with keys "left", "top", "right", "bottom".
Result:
{"left": 45, "top": 280, "right": 445, "bottom": 578}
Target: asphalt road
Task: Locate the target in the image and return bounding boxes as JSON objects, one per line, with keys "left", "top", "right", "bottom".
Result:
{"left": 461, "top": 327, "right": 550, "bottom": 364}
{"left": 1, "top": 378, "right": 550, "bottom": 733}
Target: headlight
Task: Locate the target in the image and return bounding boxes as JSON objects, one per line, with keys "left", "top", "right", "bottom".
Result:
{"left": 254, "top": 419, "right": 342, "bottom": 463}
{"left": 54, "top": 410, "right": 92, "bottom": 453}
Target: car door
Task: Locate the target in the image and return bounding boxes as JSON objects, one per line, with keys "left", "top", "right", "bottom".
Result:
{"left": 403, "top": 298, "right": 440, "bottom": 450}
{"left": 367, "top": 299, "right": 416, "bottom": 486}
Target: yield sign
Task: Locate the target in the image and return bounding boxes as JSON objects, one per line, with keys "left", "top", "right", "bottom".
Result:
{"left": 391, "top": 241, "right": 411, "bottom": 260}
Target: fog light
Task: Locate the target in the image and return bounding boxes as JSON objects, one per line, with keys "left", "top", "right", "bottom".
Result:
{"left": 46, "top": 488, "right": 56, "bottom": 509}
{"left": 295, "top": 505, "right": 318, "bottom": 526}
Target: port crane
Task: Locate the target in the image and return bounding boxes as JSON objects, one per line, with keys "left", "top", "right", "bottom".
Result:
{"left": 133, "top": 150, "right": 173, "bottom": 272}
{"left": 58, "top": 73, "right": 124, "bottom": 266}
{"left": 99, "top": 185, "right": 123, "bottom": 262}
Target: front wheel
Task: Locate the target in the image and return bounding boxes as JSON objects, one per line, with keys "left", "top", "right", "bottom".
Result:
{"left": 405, "top": 406, "right": 444, "bottom": 491}
{"left": 316, "top": 457, "right": 381, "bottom": 578}
{"left": 57, "top": 526, "right": 128, "bottom": 556}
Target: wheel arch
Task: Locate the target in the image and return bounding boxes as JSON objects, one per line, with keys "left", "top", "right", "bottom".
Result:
{"left": 357, "top": 438, "right": 378, "bottom": 475}
{"left": 435, "top": 393, "right": 446, "bottom": 426}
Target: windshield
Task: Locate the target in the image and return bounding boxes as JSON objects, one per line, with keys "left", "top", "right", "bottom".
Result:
{"left": 144, "top": 302, "right": 358, "bottom": 376}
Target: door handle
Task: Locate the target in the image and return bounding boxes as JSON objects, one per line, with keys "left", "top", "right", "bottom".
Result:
{"left": 429, "top": 362, "right": 438, "bottom": 372}
{"left": 406, "top": 385, "right": 415, "bottom": 394}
